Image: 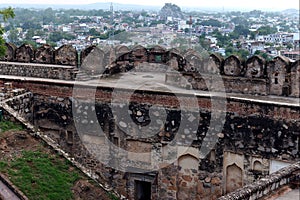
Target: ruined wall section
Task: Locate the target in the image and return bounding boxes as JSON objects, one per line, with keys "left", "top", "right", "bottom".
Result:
{"left": 31, "top": 93, "right": 300, "bottom": 199}
{"left": 31, "top": 94, "right": 125, "bottom": 194}
{"left": 0, "top": 83, "right": 33, "bottom": 121}
{"left": 4, "top": 91, "right": 33, "bottom": 120}
{"left": 10, "top": 80, "right": 299, "bottom": 199}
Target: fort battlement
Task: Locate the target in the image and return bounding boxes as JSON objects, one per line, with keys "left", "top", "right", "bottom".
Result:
{"left": 0, "top": 43, "right": 299, "bottom": 98}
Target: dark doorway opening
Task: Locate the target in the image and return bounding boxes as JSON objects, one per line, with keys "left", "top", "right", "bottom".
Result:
{"left": 135, "top": 180, "right": 151, "bottom": 200}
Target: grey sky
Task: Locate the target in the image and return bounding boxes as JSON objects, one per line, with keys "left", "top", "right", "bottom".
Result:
{"left": 0, "top": 0, "right": 299, "bottom": 11}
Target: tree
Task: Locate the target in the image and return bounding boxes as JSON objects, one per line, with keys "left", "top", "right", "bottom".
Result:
{"left": 7, "top": 28, "right": 19, "bottom": 44}
{"left": 254, "top": 50, "right": 273, "bottom": 61}
{"left": 0, "top": 7, "right": 15, "bottom": 57}
{"left": 212, "top": 30, "right": 230, "bottom": 47}
{"left": 25, "top": 29, "right": 35, "bottom": 40}
{"left": 198, "top": 34, "right": 210, "bottom": 50}
{"left": 88, "top": 28, "right": 100, "bottom": 36}
{"left": 230, "top": 25, "right": 250, "bottom": 39}
{"left": 286, "top": 43, "right": 293, "bottom": 50}
{"left": 48, "top": 32, "right": 76, "bottom": 43}
{"left": 257, "top": 26, "right": 277, "bottom": 35}
{"left": 158, "top": 39, "right": 164, "bottom": 45}
{"left": 184, "top": 28, "right": 190, "bottom": 34}
{"left": 225, "top": 47, "right": 250, "bottom": 60}
{"left": 200, "top": 19, "right": 222, "bottom": 27}
{"left": 230, "top": 16, "right": 249, "bottom": 26}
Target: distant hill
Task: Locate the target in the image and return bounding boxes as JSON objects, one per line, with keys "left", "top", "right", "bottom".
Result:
{"left": 281, "top": 8, "right": 299, "bottom": 15}
{"left": 0, "top": 3, "right": 298, "bottom": 13}
{"left": 159, "top": 3, "right": 184, "bottom": 20}
{"left": 0, "top": 2, "right": 161, "bottom": 11}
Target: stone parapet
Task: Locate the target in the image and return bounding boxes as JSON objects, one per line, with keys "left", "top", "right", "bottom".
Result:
{"left": 218, "top": 161, "right": 300, "bottom": 200}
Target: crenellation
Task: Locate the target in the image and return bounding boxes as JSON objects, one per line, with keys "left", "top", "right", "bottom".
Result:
{"left": 205, "top": 53, "right": 224, "bottom": 75}
{"left": 15, "top": 43, "right": 35, "bottom": 63}
{"left": 223, "top": 55, "right": 244, "bottom": 77}
{"left": 268, "top": 56, "right": 291, "bottom": 96}
{"left": 0, "top": 43, "right": 298, "bottom": 98}
{"left": 245, "top": 55, "right": 266, "bottom": 79}
{"left": 0, "top": 42, "right": 299, "bottom": 200}
{"left": 0, "top": 43, "right": 17, "bottom": 62}
{"left": 54, "top": 44, "right": 78, "bottom": 66}
{"left": 35, "top": 44, "right": 54, "bottom": 64}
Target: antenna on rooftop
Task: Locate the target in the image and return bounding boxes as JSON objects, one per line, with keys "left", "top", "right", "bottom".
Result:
{"left": 189, "top": 15, "right": 193, "bottom": 48}
{"left": 110, "top": 2, "right": 113, "bottom": 14}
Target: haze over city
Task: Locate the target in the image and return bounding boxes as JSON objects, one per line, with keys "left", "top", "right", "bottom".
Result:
{"left": 0, "top": 0, "right": 299, "bottom": 11}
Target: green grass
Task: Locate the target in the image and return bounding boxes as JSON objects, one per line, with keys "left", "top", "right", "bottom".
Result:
{"left": 108, "top": 192, "right": 119, "bottom": 200}
{"left": 0, "top": 120, "right": 23, "bottom": 132}
{"left": 2, "top": 151, "right": 79, "bottom": 200}
{"left": 0, "top": 161, "right": 7, "bottom": 172}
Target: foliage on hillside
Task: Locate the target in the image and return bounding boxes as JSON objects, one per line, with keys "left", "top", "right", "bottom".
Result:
{"left": 0, "top": 7, "right": 15, "bottom": 57}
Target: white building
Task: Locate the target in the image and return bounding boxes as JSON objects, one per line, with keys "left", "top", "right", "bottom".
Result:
{"left": 257, "top": 33, "right": 294, "bottom": 44}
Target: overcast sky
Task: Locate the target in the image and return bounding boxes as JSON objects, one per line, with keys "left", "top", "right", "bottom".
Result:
{"left": 0, "top": 0, "right": 299, "bottom": 11}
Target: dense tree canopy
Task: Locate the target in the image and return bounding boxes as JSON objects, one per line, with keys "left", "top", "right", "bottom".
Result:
{"left": 257, "top": 26, "right": 277, "bottom": 35}
{"left": 48, "top": 31, "right": 76, "bottom": 42}
{"left": 200, "top": 19, "right": 223, "bottom": 27}
{"left": 230, "top": 25, "right": 250, "bottom": 39}
{"left": 0, "top": 7, "right": 15, "bottom": 57}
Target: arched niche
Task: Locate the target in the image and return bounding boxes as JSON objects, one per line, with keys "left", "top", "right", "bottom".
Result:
{"left": 223, "top": 55, "right": 243, "bottom": 76}
{"left": 35, "top": 44, "right": 54, "bottom": 64}
{"left": 253, "top": 160, "right": 264, "bottom": 171}
{"left": 225, "top": 163, "right": 243, "bottom": 194}
{"left": 245, "top": 55, "right": 266, "bottom": 78}
{"left": 178, "top": 154, "right": 199, "bottom": 170}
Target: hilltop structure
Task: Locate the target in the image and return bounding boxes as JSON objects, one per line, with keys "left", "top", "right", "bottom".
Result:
{"left": 159, "top": 3, "right": 184, "bottom": 20}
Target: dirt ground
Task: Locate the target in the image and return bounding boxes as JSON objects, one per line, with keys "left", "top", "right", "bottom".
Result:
{"left": 0, "top": 130, "right": 113, "bottom": 200}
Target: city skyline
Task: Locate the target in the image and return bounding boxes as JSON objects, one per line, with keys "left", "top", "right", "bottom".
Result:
{"left": 0, "top": 0, "right": 299, "bottom": 11}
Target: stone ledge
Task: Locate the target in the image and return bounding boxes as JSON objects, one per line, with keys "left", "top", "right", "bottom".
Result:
{"left": 0, "top": 173, "right": 29, "bottom": 200}
{"left": 218, "top": 161, "right": 300, "bottom": 200}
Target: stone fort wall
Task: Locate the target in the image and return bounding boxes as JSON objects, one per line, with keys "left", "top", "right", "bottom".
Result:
{"left": 0, "top": 43, "right": 299, "bottom": 98}
{"left": 0, "top": 42, "right": 299, "bottom": 199}
{"left": 0, "top": 79, "right": 298, "bottom": 199}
